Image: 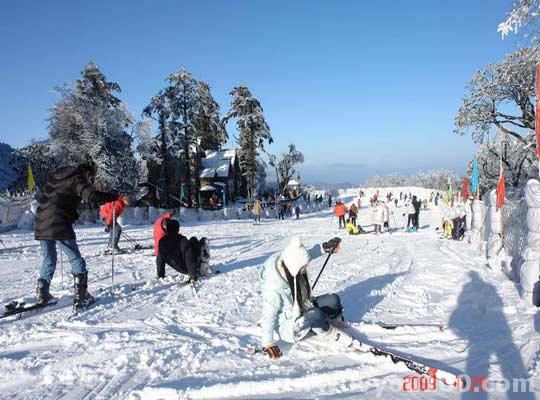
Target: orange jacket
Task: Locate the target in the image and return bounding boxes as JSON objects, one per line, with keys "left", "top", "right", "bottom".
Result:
{"left": 99, "top": 199, "right": 126, "bottom": 226}
{"left": 334, "top": 203, "right": 347, "bottom": 217}
{"left": 153, "top": 213, "right": 173, "bottom": 255}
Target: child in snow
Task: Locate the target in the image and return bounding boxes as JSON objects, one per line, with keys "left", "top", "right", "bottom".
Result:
{"left": 100, "top": 195, "right": 131, "bottom": 252}
{"left": 406, "top": 201, "right": 416, "bottom": 232}
{"left": 156, "top": 219, "right": 212, "bottom": 282}
{"left": 259, "top": 236, "right": 364, "bottom": 359}
{"left": 34, "top": 163, "right": 118, "bottom": 307}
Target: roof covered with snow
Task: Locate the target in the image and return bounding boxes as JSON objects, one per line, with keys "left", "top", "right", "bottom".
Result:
{"left": 200, "top": 149, "right": 237, "bottom": 179}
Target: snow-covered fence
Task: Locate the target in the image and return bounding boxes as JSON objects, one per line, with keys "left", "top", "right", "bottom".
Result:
{"left": 0, "top": 194, "right": 33, "bottom": 226}
{"left": 519, "top": 180, "right": 540, "bottom": 305}
{"left": 501, "top": 190, "right": 528, "bottom": 281}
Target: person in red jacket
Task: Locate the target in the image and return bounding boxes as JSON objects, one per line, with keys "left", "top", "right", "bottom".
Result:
{"left": 100, "top": 196, "right": 131, "bottom": 251}
{"left": 153, "top": 211, "right": 175, "bottom": 255}
{"left": 333, "top": 201, "right": 348, "bottom": 229}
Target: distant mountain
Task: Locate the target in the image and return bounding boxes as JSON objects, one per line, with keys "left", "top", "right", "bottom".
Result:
{"left": 0, "top": 142, "right": 16, "bottom": 190}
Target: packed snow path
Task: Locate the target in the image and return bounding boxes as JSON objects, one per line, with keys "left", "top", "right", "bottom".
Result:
{"left": 1, "top": 195, "right": 539, "bottom": 399}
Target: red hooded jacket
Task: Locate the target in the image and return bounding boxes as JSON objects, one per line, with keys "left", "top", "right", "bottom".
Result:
{"left": 99, "top": 199, "right": 126, "bottom": 226}
{"left": 153, "top": 213, "right": 173, "bottom": 255}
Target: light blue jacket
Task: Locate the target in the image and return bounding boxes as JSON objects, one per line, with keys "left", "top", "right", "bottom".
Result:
{"left": 259, "top": 244, "right": 325, "bottom": 346}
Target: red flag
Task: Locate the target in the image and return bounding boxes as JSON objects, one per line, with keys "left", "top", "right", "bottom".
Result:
{"left": 462, "top": 177, "right": 469, "bottom": 201}
{"left": 496, "top": 173, "right": 506, "bottom": 210}
{"left": 536, "top": 64, "right": 540, "bottom": 157}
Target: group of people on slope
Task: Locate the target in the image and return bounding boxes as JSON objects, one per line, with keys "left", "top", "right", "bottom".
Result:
{"left": 32, "top": 163, "right": 213, "bottom": 308}
{"left": 30, "top": 162, "right": 368, "bottom": 360}
{"left": 251, "top": 198, "right": 301, "bottom": 223}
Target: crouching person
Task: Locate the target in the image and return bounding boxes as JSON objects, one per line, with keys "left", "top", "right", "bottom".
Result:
{"left": 259, "top": 236, "right": 364, "bottom": 359}
{"left": 156, "top": 219, "right": 212, "bottom": 283}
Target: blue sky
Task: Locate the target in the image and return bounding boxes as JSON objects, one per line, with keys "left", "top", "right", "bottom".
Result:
{"left": 0, "top": 1, "right": 517, "bottom": 184}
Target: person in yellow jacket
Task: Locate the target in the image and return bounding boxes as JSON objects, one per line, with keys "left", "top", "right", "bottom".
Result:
{"left": 345, "top": 219, "right": 360, "bottom": 235}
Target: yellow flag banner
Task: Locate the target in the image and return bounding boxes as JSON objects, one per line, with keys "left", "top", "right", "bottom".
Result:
{"left": 27, "top": 164, "right": 36, "bottom": 191}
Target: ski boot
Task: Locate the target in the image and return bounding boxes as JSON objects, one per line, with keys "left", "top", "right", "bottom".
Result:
{"left": 36, "top": 278, "right": 52, "bottom": 304}
{"left": 73, "top": 273, "right": 95, "bottom": 309}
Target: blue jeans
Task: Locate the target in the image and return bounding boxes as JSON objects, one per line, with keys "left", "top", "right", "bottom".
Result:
{"left": 293, "top": 293, "right": 343, "bottom": 341}
{"left": 39, "top": 240, "right": 87, "bottom": 282}
{"left": 108, "top": 223, "right": 122, "bottom": 248}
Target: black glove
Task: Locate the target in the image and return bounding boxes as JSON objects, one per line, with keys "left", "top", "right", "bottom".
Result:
{"left": 104, "top": 225, "right": 111, "bottom": 233}
{"left": 323, "top": 237, "right": 342, "bottom": 253}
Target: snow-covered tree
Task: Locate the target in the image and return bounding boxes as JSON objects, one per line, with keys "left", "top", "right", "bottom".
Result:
{"left": 223, "top": 86, "right": 273, "bottom": 198}
{"left": 498, "top": 0, "right": 540, "bottom": 39}
{"left": 195, "top": 81, "right": 228, "bottom": 152}
{"left": 276, "top": 144, "right": 304, "bottom": 193}
{"left": 49, "top": 61, "right": 140, "bottom": 192}
{"left": 454, "top": 48, "right": 538, "bottom": 146}
{"left": 476, "top": 133, "right": 538, "bottom": 190}
{"left": 9, "top": 141, "right": 60, "bottom": 191}
{"left": 455, "top": 47, "right": 539, "bottom": 188}
{"left": 143, "top": 87, "right": 175, "bottom": 206}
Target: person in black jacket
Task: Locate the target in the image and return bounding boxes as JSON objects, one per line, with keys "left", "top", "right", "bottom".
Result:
{"left": 34, "top": 163, "right": 118, "bottom": 307}
{"left": 411, "top": 195, "right": 421, "bottom": 230}
{"left": 156, "top": 219, "right": 206, "bottom": 283}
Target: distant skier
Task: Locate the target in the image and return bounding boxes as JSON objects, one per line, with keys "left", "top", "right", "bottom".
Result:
{"left": 156, "top": 219, "right": 212, "bottom": 282}
{"left": 153, "top": 210, "right": 175, "bottom": 255}
{"left": 412, "top": 195, "right": 421, "bottom": 230}
{"left": 34, "top": 163, "right": 118, "bottom": 307}
{"left": 372, "top": 201, "right": 384, "bottom": 234}
{"left": 252, "top": 198, "right": 263, "bottom": 225}
{"left": 99, "top": 195, "right": 131, "bottom": 252}
{"left": 278, "top": 203, "right": 285, "bottom": 220}
{"left": 259, "top": 236, "right": 364, "bottom": 359}
{"left": 381, "top": 201, "right": 390, "bottom": 231}
{"left": 328, "top": 195, "right": 332, "bottom": 208}
{"left": 348, "top": 203, "right": 358, "bottom": 226}
{"left": 406, "top": 201, "right": 416, "bottom": 231}
{"left": 333, "top": 201, "right": 347, "bottom": 229}
{"left": 345, "top": 218, "right": 363, "bottom": 235}
{"left": 295, "top": 205, "right": 301, "bottom": 219}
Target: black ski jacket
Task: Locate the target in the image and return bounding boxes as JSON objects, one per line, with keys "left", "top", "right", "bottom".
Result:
{"left": 34, "top": 166, "right": 117, "bottom": 240}
{"left": 156, "top": 233, "right": 199, "bottom": 278}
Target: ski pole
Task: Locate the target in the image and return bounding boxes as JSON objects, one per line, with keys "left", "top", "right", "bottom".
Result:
{"left": 60, "top": 247, "right": 64, "bottom": 290}
{"left": 111, "top": 202, "right": 116, "bottom": 295}
{"left": 121, "top": 231, "right": 142, "bottom": 249}
{"left": 311, "top": 252, "right": 333, "bottom": 291}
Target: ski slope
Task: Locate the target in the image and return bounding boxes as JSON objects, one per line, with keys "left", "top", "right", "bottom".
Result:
{"left": 0, "top": 188, "right": 539, "bottom": 399}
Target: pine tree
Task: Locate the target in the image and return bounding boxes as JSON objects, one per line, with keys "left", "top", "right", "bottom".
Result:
{"left": 223, "top": 86, "right": 272, "bottom": 198}
{"left": 49, "top": 61, "right": 140, "bottom": 192}
{"left": 195, "top": 81, "right": 228, "bottom": 152}
{"left": 276, "top": 144, "right": 304, "bottom": 194}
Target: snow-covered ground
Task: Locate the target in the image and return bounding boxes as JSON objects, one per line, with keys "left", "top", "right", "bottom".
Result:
{"left": 0, "top": 188, "right": 539, "bottom": 399}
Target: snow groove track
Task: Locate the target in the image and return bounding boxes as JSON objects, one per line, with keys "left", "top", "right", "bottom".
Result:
{"left": 1, "top": 187, "right": 539, "bottom": 399}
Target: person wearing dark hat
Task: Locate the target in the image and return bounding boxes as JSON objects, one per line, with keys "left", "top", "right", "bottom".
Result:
{"left": 156, "top": 219, "right": 211, "bottom": 282}
{"left": 258, "top": 236, "right": 365, "bottom": 359}
{"left": 34, "top": 163, "right": 118, "bottom": 308}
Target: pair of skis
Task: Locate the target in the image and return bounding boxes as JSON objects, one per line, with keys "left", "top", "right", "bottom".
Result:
{"left": 1, "top": 297, "right": 98, "bottom": 320}
{"left": 247, "top": 340, "right": 462, "bottom": 387}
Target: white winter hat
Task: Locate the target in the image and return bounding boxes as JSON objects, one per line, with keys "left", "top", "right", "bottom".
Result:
{"left": 281, "top": 237, "right": 310, "bottom": 276}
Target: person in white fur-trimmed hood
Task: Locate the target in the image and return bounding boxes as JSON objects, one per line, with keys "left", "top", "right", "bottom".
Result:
{"left": 258, "top": 236, "right": 365, "bottom": 359}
